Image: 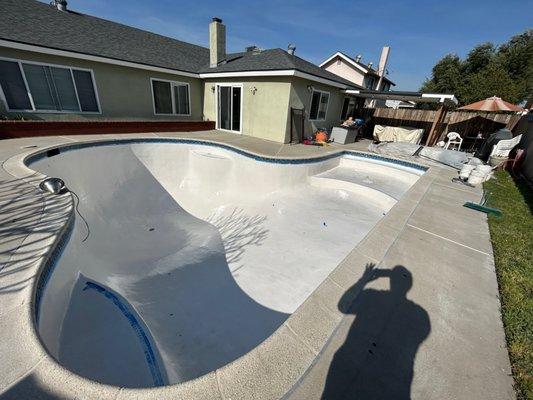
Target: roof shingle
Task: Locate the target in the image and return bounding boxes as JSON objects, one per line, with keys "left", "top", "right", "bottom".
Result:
{"left": 0, "top": 0, "right": 357, "bottom": 87}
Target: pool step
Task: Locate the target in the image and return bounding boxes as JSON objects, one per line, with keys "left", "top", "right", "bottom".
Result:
{"left": 308, "top": 175, "right": 397, "bottom": 212}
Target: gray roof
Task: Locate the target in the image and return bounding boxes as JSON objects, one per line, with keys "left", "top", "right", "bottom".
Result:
{"left": 0, "top": 0, "right": 357, "bottom": 87}
{"left": 200, "top": 49, "right": 360, "bottom": 87}
{"left": 0, "top": 0, "right": 210, "bottom": 74}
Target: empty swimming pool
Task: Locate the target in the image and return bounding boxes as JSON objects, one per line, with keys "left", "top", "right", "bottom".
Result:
{"left": 29, "top": 140, "right": 424, "bottom": 388}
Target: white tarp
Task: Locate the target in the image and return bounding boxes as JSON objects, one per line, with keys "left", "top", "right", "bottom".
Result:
{"left": 369, "top": 142, "right": 469, "bottom": 169}
{"left": 373, "top": 125, "right": 424, "bottom": 144}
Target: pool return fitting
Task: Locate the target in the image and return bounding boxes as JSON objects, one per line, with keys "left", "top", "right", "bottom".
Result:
{"left": 39, "top": 177, "right": 91, "bottom": 242}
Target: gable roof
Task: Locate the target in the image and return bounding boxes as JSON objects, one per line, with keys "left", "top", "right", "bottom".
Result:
{"left": 320, "top": 51, "right": 396, "bottom": 86}
{"left": 199, "top": 49, "right": 360, "bottom": 88}
{"left": 0, "top": 0, "right": 357, "bottom": 88}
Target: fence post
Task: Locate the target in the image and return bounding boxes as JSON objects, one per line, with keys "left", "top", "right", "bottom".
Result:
{"left": 425, "top": 104, "right": 448, "bottom": 146}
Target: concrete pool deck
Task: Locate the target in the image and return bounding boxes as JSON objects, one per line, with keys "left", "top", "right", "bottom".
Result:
{"left": 0, "top": 131, "right": 515, "bottom": 399}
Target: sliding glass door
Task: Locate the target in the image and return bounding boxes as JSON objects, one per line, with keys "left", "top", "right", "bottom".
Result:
{"left": 217, "top": 84, "right": 242, "bottom": 133}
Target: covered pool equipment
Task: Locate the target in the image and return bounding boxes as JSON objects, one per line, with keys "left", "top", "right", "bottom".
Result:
{"left": 28, "top": 140, "right": 425, "bottom": 388}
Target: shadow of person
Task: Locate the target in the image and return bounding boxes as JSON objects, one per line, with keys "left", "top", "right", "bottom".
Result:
{"left": 321, "top": 264, "right": 430, "bottom": 400}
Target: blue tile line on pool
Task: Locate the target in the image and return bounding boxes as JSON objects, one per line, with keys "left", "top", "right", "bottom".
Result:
{"left": 82, "top": 281, "right": 165, "bottom": 387}
{"left": 33, "top": 209, "right": 164, "bottom": 387}
{"left": 28, "top": 136, "right": 426, "bottom": 384}
{"left": 34, "top": 210, "right": 74, "bottom": 326}
{"left": 24, "top": 138, "right": 428, "bottom": 172}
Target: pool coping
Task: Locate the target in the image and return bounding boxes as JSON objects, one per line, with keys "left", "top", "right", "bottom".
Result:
{"left": 0, "top": 134, "right": 513, "bottom": 400}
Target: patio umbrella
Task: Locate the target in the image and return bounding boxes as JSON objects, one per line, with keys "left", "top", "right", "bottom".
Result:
{"left": 458, "top": 96, "right": 524, "bottom": 112}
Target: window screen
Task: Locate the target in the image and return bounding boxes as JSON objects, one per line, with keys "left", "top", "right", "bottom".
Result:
{"left": 152, "top": 80, "right": 190, "bottom": 115}
{"left": 174, "top": 84, "right": 189, "bottom": 115}
{"left": 310, "top": 90, "right": 329, "bottom": 120}
{"left": 152, "top": 80, "right": 172, "bottom": 114}
{"left": 1, "top": 60, "right": 99, "bottom": 113}
{"left": 309, "top": 91, "right": 321, "bottom": 120}
{"left": 0, "top": 60, "right": 32, "bottom": 110}
{"left": 22, "top": 64, "right": 56, "bottom": 110}
{"left": 50, "top": 67, "right": 79, "bottom": 111}
{"left": 318, "top": 93, "right": 329, "bottom": 120}
{"left": 73, "top": 70, "right": 99, "bottom": 112}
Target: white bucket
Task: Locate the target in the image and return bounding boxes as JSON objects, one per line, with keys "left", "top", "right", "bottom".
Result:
{"left": 467, "top": 170, "right": 485, "bottom": 186}
{"left": 459, "top": 164, "right": 476, "bottom": 180}
{"left": 476, "top": 165, "right": 493, "bottom": 175}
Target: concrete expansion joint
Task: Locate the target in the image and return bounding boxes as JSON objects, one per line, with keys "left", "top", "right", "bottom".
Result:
{"left": 215, "top": 369, "right": 226, "bottom": 400}
{"left": 406, "top": 223, "right": 490, "bottom": 256}
{"left": 4, "top": 355, "right": 46, "bottom": 391}
{"left": 325, "top": 276, "right": 344, "bottom": 290}
{"left": 366, "top": 172, "right": 436, "bottom": 268}
{"left": 285, "top": 322, "right": 319, "bottom": 357}
{"left": 432, "top": 180, "right": 481, "bottom": 195}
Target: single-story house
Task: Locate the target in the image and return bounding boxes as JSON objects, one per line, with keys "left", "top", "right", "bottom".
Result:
{"left": 0, "top": 0, "right": 360, "bottom": 143}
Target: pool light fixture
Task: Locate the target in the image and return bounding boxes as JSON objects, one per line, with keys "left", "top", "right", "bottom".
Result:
{"left": 39, "top": 177, "right": 65, "bottom": 195}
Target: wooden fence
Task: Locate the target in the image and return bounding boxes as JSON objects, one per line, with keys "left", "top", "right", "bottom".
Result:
{"left": 358, "top": 108, "right": 522, "bottom": 145}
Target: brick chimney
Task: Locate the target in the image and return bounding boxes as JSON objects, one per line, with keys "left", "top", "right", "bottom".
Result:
{"left": 209, "top": 17, "right": 226, "bottom": 68}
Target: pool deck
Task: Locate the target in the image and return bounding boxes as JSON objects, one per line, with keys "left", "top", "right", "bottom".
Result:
{"left": 0, "top": 130, "right": 515, "bottom": 399}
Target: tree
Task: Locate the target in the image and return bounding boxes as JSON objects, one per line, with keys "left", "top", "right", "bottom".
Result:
{"left": 465, "top": 60, "right": 521, "bottom": 104}
{"left": 420, "top": 30, "right": 532, "bottom": 106}
{"left": 420, "top": 54, "right": 463, "bottom": 95}
{"left": 463, "top": 43, "right": 496, "bottom": 75}
{"left": 496, "top": 30, "right": 533, "bottom": 103}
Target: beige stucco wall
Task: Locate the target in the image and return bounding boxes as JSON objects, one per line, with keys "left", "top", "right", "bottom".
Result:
{"left": 203, "top": 77, "right": 292, "bottom": 143}
{"left": 0, "top": 47, "right": 203, "bottom": 120}
{"left": 288, "top": 77, "right": 345, "bottom": 139}
{"left": 322, "top": 58, "right": 365, "bottom": 87}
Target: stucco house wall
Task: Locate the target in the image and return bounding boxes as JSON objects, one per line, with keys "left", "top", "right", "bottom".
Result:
{"left": 1, "top": 48, "right": 348, "bottom": 143}
{"left": 0, "top": 47, "right": 204, "bottom": 121}
{"left": 321, "top": 59, "right": 365, "bottom": 87}
{"left": 288, "top": 77, "right": 345, "bottom": 139}
{"left": 202, "top": 77, "right": 292, "bottom": 143}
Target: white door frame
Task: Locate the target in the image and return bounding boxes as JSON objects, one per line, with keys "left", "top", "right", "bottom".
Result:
{"left": 215, "top": 83, "right": 243, "bottom": 134}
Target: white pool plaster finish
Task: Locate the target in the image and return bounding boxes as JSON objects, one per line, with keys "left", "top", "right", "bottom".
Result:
{"left": 0, "top": 131, "right": 515, "bottom": 400}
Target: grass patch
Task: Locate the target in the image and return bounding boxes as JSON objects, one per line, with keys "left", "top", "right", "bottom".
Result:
{"left": 484, "top": 170, "right": 533, "bottom": 400}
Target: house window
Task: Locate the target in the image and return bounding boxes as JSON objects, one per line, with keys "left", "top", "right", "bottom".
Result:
{"left": 0, "top": 59, "right": 99, "bottom": 113}
{"left": 341, "top": 97, "right": 356, "bottom": 120}
{"left": 309, "top": 89, "right": 329, "bottom": 121}
{"left": 365, "top": 76, "right": 376, "bottom": 90}
{"left": 151, "top": 79, "right": 190, "bottom": 115}
{"left": 382, "top": 82, "right": 391, "bottom": 92}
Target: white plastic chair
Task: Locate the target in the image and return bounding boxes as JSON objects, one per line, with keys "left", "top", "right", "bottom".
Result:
{"left": 444, "top": 132, "right": 463, "bottom": 151}
{"left": 490, "top": 134, "right": 522, "bottom": 158}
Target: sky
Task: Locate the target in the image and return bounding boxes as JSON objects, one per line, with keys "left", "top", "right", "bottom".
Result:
{"left": 47, "top": 0, "right": 531, "bottom": 90}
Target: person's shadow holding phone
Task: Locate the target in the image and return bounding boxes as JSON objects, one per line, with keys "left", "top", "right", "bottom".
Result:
{"left": 322, "top": 264, "right": 430, "bottom": 400}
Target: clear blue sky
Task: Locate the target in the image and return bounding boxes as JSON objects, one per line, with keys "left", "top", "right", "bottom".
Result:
{"left": 52, "top": 0, "right": 531, "bottom": 90}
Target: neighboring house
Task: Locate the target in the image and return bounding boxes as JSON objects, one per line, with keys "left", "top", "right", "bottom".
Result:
{"left": 0, "top": 0, "right": 357, "bottom": 143}
{"left": 319, "top": 50, "right": 395, "bottom": 92}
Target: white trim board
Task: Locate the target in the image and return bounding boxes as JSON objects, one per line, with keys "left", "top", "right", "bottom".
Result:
{"left": 200, "top": 70, "right": 350, "bottom": 89}
{"left": 319, "top": 52, "right": 368, "bottom": 73}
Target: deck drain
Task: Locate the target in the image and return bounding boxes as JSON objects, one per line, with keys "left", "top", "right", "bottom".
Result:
{"left": 21, "top": 145, "right": 38, "bottom": 149}
{"left": 148, "top": 227, "right": 155, "bottom": 231}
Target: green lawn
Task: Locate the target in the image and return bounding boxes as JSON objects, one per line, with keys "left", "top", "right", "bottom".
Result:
{"left": 484, "top": 170, "right": 533, "bottom": 400}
